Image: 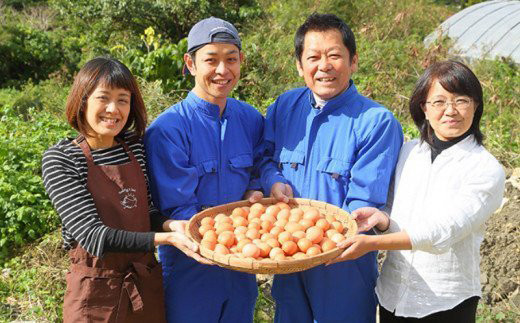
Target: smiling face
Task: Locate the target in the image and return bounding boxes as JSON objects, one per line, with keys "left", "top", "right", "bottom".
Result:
{"left": 423, "top": 80, "right": 476, "bottom": 141}
{"left": 185, "top": 43, "right": 243, "bottom": 109}
{"left": 297, "top": 29, "right": 358, "bottom": 100}
{"left": 85, "top": 85, "right": 131, "bottom": 148}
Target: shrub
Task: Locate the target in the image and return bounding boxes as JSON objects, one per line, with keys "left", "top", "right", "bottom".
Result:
{"left": 0, "top": 106, "right": 74, "bottom": 263}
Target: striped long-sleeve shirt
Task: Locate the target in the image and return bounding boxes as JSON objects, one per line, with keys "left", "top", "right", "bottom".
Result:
{"left": 41, "top": 132, "right": 167, "bottom": 258}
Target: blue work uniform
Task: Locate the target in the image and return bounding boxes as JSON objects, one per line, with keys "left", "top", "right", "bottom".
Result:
{"left": 145, "top": 91, "right": 263, "bottom": 323}
{"left": 261, "top": 82, "right": 403, "bottom": 323}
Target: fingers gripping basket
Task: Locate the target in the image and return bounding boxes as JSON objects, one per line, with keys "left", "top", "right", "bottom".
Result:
{"left": 187, "top": 198, "right": 357, "bottom": 274}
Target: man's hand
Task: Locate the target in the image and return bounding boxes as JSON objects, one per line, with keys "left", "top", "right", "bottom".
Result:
{"left": 351, "top": 207, "right": 390, "bottom": 232}
{"left": 243, "top": 190, "right": 264, "bottom": 203}
{"left": 326, "top": 235, "right": 374, "bottom": 265}
{"left": 270, "top": 182, "right": 293, "bottom": 203}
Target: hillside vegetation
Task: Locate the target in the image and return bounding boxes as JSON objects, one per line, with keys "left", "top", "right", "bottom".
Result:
{"left": 0, "top": 0, "right": 518, "bottom": 321}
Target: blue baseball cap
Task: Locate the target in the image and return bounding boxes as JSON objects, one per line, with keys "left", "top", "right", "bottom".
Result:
{"left": 187, "top": 17, "right": 242, "bottom": 53}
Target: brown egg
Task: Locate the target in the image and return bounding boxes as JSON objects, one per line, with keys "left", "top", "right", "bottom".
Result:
{"left": 245, "top": 228, "right": 260, "bottom": 240}
{"left": 203, "top": 230, "right": 217, "bottom": 242}
{"left": 235, "top": 233, "right": 247, "bottom": 241}
{"left": 270, "top": 226, "right": 284, "bottom": 238}
{"left": 233, "top": 216, "right": 248, "bottom": 227}
{"left": 232, "top": 207, "right": 247, "bottom": 219}
{"left": 250, "top": 203, "right": 265, "bottom": 213}
{"left": 266, "top": 238, "right": 280, "bottom": 249}
{"left": 257, "top": 242, "right": 272, "bottom": 258}
{"left": 321, "top": 239, "right": 337, "bottom": 252}
{"left": 293, "top": 252, "right": 308, "bottom": 259}
{"left": 306, "top": 226, "right": 324, "bottom": 244}
{"left": 242, "top": 243, "right": 261, "bottom": 258}
{"left": 260, "top": 233, "right": 275, "bottom": 242}
{"left": 276, "top": 209, "right": 291, "bottom": 221}
{"left": 234, "top": 226, "right": 248, "bottom": 235}
{"left": 265, "top": 205, "right": 282, "bottom": 218}
{"left": 201, "top": 217, "right": 215, "bottom": 227}
{"left": 260, "top": 213, "right": 277, "bottom": 223}
{"left": 214, "top": 213, "right": 228, "bottom": 223}
{"left": 236, "top": 238, "right": 253, "bottom": 252}
{"left": 326, "top": 229, "right": 339, "bottom": 239}
{"left": 275, "top": 202, "right": 291, "bottom": 210}
{"left": 289, "top": 208, "right": 304, "bottom": 218}
{"left": 325, "top": 214, "right": 337, "bottom": 223}
{"left": 274, "top": 219, "right": 288, "bottom": 228}
{"left": 269, "top": 247, "right": 284, "bottom": 258}
{"left": 288, "top": 213, "right": 302, "bottom": 223}
{"left": 316, "top": 218, "right": 330, "bottom": 231}
{"left": 215, "top": 223, "right": 234, "bottom": 235}
{"left": 214, "top": 244, "right": 230, "bottom": 255}
{"left": 330, "top": 221, "right": 344, "bottom": 233}
{"left": 292, "top": 230, "right": 306, "bottom": 241}
{"left": 198, "top": 224, "right": 213, "bottom": 236}
{"left": 285, "top": 221, "right": 304, "bottom": 234}
{"left": 248, "top": 222, "right": 261, "bottom": 231}
{"left": 261, "top": 220, "right": 274, "bottom": 232}
{"left": 297, "top": 238, "right": 313, "bottom": 253}
{"left": 241, "top": 206, "right": 250, "bottom": 215}
{"left": 306, "top": 246, "right": 321, "bottom": 256}
{"left": 201, "top": 239, "right": 216, "bottom": 251}
{"left": 282, "top": 241, "right": 298, "bottom": 256}
{"left": 278, "top": 231, "right": 293, "bottom": 244}
{"left": 248, "top": 210, "right": 262, "bottom": 221}
{"left": 303, "top": 208, "right": 321, "bottom": 224}
{"left": 217, "top": 232, "right": 235, "bottom": 248}
{"left": 298, "top": 218, "right": 314, "bottom": 231}
{"left": 331, "top": 233, "right": 346, "bottom": 243}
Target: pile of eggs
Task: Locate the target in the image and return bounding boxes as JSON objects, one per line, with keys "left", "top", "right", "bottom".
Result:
{"left": 198, "top": 202, "right": 348, "bottom": 261}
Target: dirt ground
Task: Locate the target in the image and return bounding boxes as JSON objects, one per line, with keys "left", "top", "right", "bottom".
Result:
{"left": 480, "top": 167, "right": 520, "bottom": 311}
{"left": 257, "top": 168, "right": 520, "bottom": 318}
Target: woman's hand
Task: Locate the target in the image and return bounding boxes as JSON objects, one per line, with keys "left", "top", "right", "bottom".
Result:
{"left": 352, "top": 207, "right": 390, "bottom": 232}
{"left": 157, "top": 221, "right": 214, "bottom": 265}
{"left": 326, "top": 235, "right": 375, "bottom": 265}
{"left": 243, "top": 190, "right": 264, "bottom": 203}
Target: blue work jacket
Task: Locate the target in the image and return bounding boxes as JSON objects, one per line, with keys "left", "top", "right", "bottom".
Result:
{"left": 260, "top": 82, "right": 403, "bottom": 212}
{"left": 145, "top": 91, "right": 264, "bottom": 220}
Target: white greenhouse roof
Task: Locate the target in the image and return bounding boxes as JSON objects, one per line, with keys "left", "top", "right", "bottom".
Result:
{"left": 425, "top": 0, "right": 520, "bottom": 63}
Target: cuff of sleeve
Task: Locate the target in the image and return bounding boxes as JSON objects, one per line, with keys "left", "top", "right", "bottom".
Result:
{"left": 406, "top": 225, "right": 431, "bottom": 251}
{"left": 247, "top": 178, "right": 262, "bottom": 191}
{"left": 347, "top": 200, "right": 378, "bottom": 213}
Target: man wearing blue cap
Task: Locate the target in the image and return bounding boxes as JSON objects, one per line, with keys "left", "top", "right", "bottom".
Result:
{"left": 145, "top": 17, "right": 263, "bottom": 322}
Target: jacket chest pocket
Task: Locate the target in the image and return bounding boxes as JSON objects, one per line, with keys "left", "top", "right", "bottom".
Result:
{"left": 229, "top": 153, "right": 253, "bottom": 172}
{"left": 196, "top": 159, "right": 218, "bottom": 177}
{"left": 316, "top": 157, "right": 352, "bottom": 185}
{"left": 275, "top": 148, "right": 305, "bottom": 171}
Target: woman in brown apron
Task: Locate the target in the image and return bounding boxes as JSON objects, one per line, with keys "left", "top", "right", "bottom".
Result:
{"left": 42, "top": 57, "right": 208, "bottom": 323}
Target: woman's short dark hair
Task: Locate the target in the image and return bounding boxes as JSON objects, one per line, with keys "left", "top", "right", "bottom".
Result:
{"left": 409, "top": 60, "right": 484, "bottom": 146}
{"left": 294, "top": 13, "right": 356, "bottom": 63}
{"left": 65, "top": 57, "right": 147, "bottom": 138}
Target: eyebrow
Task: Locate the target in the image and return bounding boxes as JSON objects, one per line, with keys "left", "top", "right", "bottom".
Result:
{"left": 95, "top": 90, "right": 130, "bottom": 97}
{"left": 204, "top": 49, "right": 239, "bottom": 56}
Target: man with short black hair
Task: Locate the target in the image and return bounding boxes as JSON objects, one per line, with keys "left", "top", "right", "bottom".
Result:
{"left": 145, "top": 17, "right": 263, "bottom": 323}
{"left": 261, "top": 13, "right": 403, "bottom": 322}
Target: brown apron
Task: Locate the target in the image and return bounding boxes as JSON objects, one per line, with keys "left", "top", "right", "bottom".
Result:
{"left": 63, "top": 136, "right": 166, "bottom": 323}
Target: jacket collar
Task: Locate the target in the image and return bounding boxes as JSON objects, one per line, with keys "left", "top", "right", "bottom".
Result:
{"left": 307, "top": 80, "right": 359, "bottom": 114}
{"left": 187, "top": 91, "right": 229, "bottom": 118}
{"left": 417, "top": 134, "right": 479, "bottom": 161}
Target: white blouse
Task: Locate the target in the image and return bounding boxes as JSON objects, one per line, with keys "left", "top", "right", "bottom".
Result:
{"left": 376, "top": 135, "right": 505, "bottom": 318}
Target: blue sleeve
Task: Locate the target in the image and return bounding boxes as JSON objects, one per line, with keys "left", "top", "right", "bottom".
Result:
{"left": 260, "top": 101, "right": 288, "bottom": 195}
{"left": 344, "top": 112, "right": 403, "bottom": 212}
{"left": 247, "top": 112, "right": 265, "bottom": 191}
{"left": 144, "top": 116, "right": 199, "bottom": 220}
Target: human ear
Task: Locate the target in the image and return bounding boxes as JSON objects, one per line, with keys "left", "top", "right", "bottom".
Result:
{"left": 184, "top": 53, "right": 196, "bottom": 76}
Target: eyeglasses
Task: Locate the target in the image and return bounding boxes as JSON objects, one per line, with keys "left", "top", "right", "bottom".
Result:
{"left": 425, "top": 97, "right": 473, "bottom": 112}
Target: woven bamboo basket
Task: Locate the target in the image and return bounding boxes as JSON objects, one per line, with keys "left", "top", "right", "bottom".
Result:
{"left": 186, "top": 197, "right": 357, "bottom": 274}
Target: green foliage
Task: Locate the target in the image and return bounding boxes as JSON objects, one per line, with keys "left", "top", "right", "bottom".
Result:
{"left": 0, "top": 106, "right": 74, "bottom": 263}
{"left": 0, "top": 24, "right": 63, "bottom": 87}
{"left": 477, "top": 303, "right": 519, "bottom": 322}
{"left": 112, "top": 28, "right": 192, "bottom": 93}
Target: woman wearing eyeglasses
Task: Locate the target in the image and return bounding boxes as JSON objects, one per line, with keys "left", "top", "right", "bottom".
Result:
{"left": 329, "top": 60, "right": 505, "bottom": 322}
